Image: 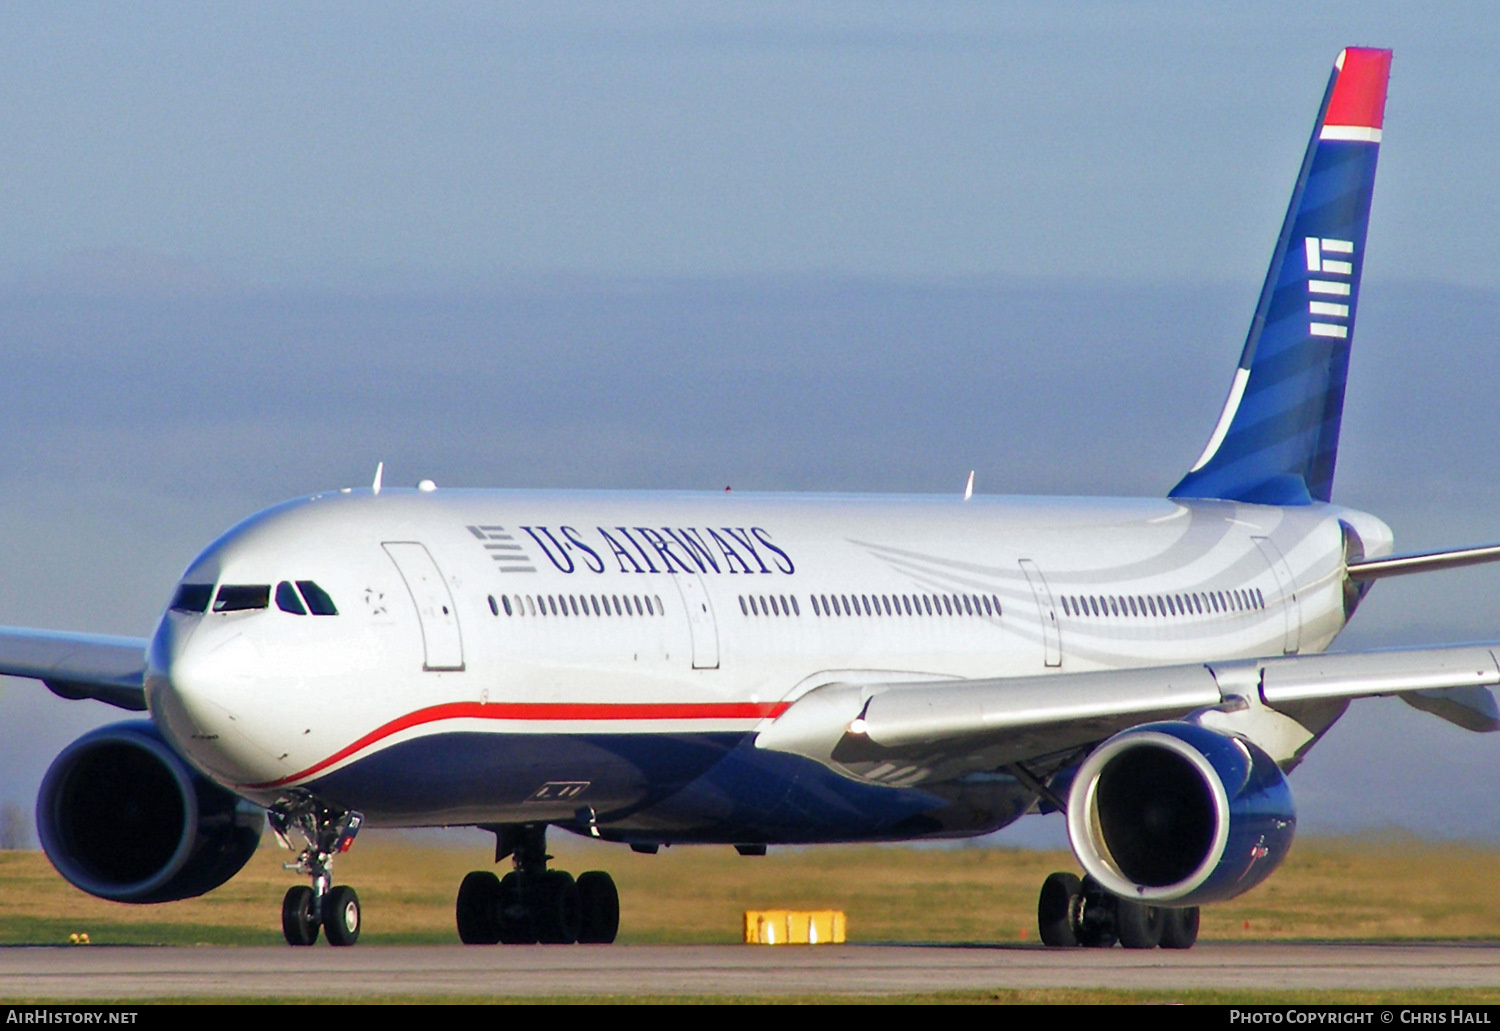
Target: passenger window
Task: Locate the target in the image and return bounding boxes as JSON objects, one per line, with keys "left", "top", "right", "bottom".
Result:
{"left": 170, "top": 583, "right": 214, "bottom": 614}
{"left": 276, "top": 581, "right": 307, "bottom": 615}
{"left": 214, "top": 584, "right": 270, "bottom": 612}
{"left": 295, "top": 581, "right": 339, "bottom": 616}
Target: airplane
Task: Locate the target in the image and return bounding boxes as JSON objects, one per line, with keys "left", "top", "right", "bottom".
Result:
{"left": 2, "top": 44, "right": 1496, "bottom": 951}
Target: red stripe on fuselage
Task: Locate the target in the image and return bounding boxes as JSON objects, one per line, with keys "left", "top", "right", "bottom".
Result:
{"left": 244, "top": 700, "right": 793, "bottom": 789}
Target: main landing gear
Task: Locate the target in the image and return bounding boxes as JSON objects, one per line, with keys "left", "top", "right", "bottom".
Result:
{"left": 456, "top": 824, "right": 620, "bottom": 945}
{"left": 269, "top": 800, "right": 365, "bottom": 947}
{"left": 1036, "top": 871, "right": 1199, "bottom": 950}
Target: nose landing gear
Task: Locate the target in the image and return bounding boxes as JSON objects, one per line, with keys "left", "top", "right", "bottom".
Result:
{"left": 269, "top": 799, "right": 364, "bottom": 947}
{"left": 456, "top": 824, "right": 619, "bottom": 945}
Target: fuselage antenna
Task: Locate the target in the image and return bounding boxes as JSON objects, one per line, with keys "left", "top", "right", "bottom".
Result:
{"left": 372, "top": 461, "right": 384, "bottom": 496}
{"left": 963, "top": 470, "right": 975, "bottom": 501}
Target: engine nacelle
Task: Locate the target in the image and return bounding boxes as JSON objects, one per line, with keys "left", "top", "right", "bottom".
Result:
{"left": 1065, "top": 721, "right": 1295, "bottom": 906}
{"left": 36, "top": 721, "right": 263, "bottom": 904}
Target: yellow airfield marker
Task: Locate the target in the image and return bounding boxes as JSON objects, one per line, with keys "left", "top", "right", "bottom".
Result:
{"left": 743, "top": 910, "right": 846, "bottom": 945}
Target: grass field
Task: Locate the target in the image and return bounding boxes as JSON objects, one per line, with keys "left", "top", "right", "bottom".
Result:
{"left": 2, "top": 832, "right": 1497, "bottom": 948}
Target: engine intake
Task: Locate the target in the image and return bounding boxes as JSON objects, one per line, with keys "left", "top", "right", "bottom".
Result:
{"left": 1066, "top": 721, "right": 1295, "bottom": 905}
{"left": 37, "top": 721, "right": 263, "bottom": 904}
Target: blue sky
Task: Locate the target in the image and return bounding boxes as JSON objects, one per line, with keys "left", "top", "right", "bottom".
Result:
{"left": 1, "top": 4, "right": 1499, "bottom": 849}
{"left": 1, "top": 3, "right": 1498, "bottom": 288}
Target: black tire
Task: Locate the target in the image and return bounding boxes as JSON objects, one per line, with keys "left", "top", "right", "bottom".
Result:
{"left": 576, "top": 871, "right": 620, "bottom": 944}
{"left": 1159, "top": 906, "right": 1200, "bottom": 949}
{"left": 1115, "top": 898, "right": 1164, "bottom": 949}
{"left": 497, "top": 872, "right": 536, "bottom": 944}
{"left": 281, "top": 885, "right": 320, "bottom": 947}
{"left": 323, "top": 885, "right": 361, "bottom": 947}
{"left": 456, "top": 871, "right": 502, "bottom": 945}
{"left": 1076, "top": 877, "right": 1118, "bottom": 948}
{"left": 1037, "top": 871, "right": 1082, "bottom": 947}
{"left": 534, "top": 870, "right": 581, "bottom": 945}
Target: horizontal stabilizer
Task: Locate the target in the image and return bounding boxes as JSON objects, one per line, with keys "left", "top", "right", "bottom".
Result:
{"left": 0, "top": 626, "right": 148, "bottom": 711}
{"left": 1347, "top": 542, "right": 1500, "bottom": 581}
{"left": 1401, "top": 686, "right": 1500, "bottom": 733}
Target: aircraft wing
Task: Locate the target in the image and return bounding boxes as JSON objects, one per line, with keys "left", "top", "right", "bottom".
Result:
{"left": 755, "top": 644, "right": 1500, "bottom": 788}
{"left": 0, "top": 626, "right": 149, "bottom": 711}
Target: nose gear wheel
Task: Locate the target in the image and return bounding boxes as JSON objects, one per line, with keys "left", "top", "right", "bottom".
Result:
{"left": 269, "top": 796, "right": 364, "bottom": 947}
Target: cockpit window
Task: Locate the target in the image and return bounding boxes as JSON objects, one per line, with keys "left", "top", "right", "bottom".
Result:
{"left": 275, "top": 581, "right": 307, "bottom": 615}
{"left": 170, "top": 583, "right": 214, "bottom": 613}
{"left": 296, "top": 580, "right": 339, "bottom": 616}
{"left": 213, "top": 585, "right": 270, "bottom": 612}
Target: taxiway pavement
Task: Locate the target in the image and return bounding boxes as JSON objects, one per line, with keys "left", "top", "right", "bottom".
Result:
{"left": 2, "top": 942, "right": 1499, "bottom": 999}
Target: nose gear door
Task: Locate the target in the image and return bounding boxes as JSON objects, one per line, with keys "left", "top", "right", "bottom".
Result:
{"left": 382, "top": 541, "right": 466, "bottom": 671}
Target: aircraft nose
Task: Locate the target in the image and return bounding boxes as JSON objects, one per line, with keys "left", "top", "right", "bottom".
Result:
{"left": 147, "top": 613, "right": 263, "bottom": 779}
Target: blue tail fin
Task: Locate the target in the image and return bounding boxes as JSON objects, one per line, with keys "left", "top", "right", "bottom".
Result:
{"left": 1171, "top": 47, "right": 1391, "bottom": 506}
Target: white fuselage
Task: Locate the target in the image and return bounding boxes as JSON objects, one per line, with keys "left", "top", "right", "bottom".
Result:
{"left": 143, "top": 487, "right": 1391, "bottom": 835}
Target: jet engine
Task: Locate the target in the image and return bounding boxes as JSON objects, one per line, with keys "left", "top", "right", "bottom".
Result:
{"left": 1065, "top": 721, "right": 1294, "bottom": 906}
{"left": 36, "top": 720, "right": 263, "bottom": 904}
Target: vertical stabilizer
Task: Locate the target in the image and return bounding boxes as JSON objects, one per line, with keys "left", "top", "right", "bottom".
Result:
{"left": 1171, "top": 48, "right": 1390, "bottom": 506}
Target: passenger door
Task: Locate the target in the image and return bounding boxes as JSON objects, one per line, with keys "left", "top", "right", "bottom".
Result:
{"left": 382, "top": 541, "right": 466, "bottom": 671}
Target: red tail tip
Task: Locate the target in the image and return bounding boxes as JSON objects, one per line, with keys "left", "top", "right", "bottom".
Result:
{"left": 1326, "top": 47, "right": 1392, "bottom": 131}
